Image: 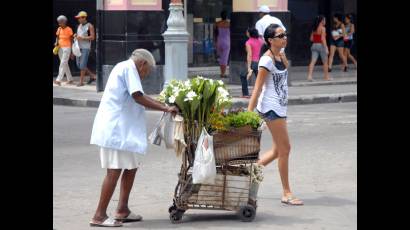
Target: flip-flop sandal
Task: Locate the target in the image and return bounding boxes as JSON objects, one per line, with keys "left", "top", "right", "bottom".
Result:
{"left": 89, "top": 217, "right": 123, "bottom": 227}
{"left": 281, "top": 197, "right": 304, "bottom": 206}
{"left": 115, "top": 212, "right": 143, "bottom": 223}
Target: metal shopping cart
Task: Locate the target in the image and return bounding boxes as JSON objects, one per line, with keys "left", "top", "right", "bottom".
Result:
{"left": 168, "top": 126, "right": 262, "bottom": 223}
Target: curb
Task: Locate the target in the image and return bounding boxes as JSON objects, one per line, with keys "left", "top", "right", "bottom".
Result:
{"left": 53, "top": 92, "right": 357, "bottom": 109}
{"left": 53, "top": 97, "right": 100, "bottom": 108}
{"left": 290, "top": 80, "right": 356, "bottom": 87}
{"left": 229, "top": 92, "right": 356, "bottom": 109}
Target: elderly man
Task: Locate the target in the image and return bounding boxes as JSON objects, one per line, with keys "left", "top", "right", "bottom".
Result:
{"left": 89, "top": 49, "right": 177, "bottom": 227}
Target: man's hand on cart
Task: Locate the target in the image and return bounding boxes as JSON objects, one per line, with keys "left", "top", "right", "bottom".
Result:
{"left": 167, "top": 106, "right": 179, "bottom": 117}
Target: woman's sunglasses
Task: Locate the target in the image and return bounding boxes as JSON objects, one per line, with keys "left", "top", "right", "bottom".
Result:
{"left": 273, "top": 33, "right": 288, "bottom": 39}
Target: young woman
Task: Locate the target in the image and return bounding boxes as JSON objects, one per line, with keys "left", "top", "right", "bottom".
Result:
{"left": 343, "top": 14, "right": 357, "bottom": 69}
{"left": 215, "top": 10, "right": 231, "bottom": 78}
{"left": 240, "top": 27, "right": 263, "bottom": 98}
{"left": 328, "top": 13, "right": 348, "bottom": 72}
{"left": 307, "top": 15, "right": 330, "bottom": 81}
{"left": 248, "top": 24, "right": 303, "bottom": 206}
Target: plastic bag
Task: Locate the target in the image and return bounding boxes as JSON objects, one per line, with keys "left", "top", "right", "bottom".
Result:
{"left": 72, "top": 39, "right": 82, "bottom": 57}
{"left": 173, "top": 114, "right": 186, "bottom": 157}
{"left": 148, "top": 113, "right": 165, "bottom": 146}
{"left": 192, "top": 128, "right": 216, "bottom": 184}
{"left": 159, "top": 112, "right": 175, "bottom": 149}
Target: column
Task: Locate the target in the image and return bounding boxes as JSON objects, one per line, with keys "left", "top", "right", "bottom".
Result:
{"left": 162, "top": 0, "right": 190, "bottom": 87}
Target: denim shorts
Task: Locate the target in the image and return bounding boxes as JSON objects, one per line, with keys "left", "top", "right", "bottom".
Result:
{"left": 76, "top": 48, "right": 90, "bottom": 70}
{"left": 258, "top": 110, "right": 286, "bottom": 122}
{"left": 330, "top": 38, "right": 344, "bottom": 48}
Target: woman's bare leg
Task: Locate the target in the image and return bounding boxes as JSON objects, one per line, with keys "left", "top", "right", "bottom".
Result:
{"left": 328, "top": 45, "right": 336, "bottom": 70}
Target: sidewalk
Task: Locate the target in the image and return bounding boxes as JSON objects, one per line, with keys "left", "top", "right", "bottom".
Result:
{"left": 53, "top": 71, "right": 357, "bottom": 108}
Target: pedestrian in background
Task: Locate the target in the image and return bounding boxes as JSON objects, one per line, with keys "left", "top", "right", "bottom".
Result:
{"left": 215, "top": 10, "right": 231, "bottom": 78}
{"left": 89, "top": 49, "right": 178, "bottom": 227}
{"left": 343, "top": 14, "right": 357, "bottom": 69}
{"left": 255, "top": 5, "right": 286, "bottom": 55}
{"left": 74, "top": 11, "right": 97, "bottom": 87}
{"left": 54, "top": 15, "right": 74, "bottom": 86}
{"left": 328, "top": 13, "right": 348, "bottom": 72}
{"left": 240, "top": 27, "right": 263, "bottom": 98}
{"left": 307, "top": 15, "right": 330, "bottom": 81}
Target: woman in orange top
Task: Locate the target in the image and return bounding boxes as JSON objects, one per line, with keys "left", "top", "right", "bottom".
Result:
{"left": 54, "top": 15, "right": 74, "bottom": 86}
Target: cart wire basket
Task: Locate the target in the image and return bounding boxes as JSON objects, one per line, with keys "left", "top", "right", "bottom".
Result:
{"left": 168, "top": 125, "right": 262, "bottom": 223}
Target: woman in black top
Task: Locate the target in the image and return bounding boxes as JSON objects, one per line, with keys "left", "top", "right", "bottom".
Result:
{"left": 328, "top": 13, "right": 348, "bottom": 72}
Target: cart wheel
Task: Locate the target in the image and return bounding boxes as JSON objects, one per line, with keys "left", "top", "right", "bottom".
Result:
{"left": 169, "top": 209, "right": 184, "bottom": 224}
{"left": 168, "top": 205, "right": 177, "bottom": 214}
{"left": 238, "top": 205, "right": 256, "bottom": 222}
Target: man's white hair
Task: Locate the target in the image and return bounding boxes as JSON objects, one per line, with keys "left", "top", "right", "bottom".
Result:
{"left": 130, "top": 49, "right": 156, "bottom": 67}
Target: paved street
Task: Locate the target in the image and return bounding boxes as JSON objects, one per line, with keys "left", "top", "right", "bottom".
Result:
{"left": 53, "top": 103, "right": 357, "bottom": 230}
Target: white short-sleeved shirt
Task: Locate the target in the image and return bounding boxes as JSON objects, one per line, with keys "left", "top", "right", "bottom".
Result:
{"left": 256, "top": 55, "right": 288, "bottom": 117}
{"left": 255, "top": 15, "right": 287, "bottom": 53}
{"left": 90, "top": 59, "right": 147, "bottom": 154}
{"left": 255, "top": 15, "right": 286, "bottom": 37}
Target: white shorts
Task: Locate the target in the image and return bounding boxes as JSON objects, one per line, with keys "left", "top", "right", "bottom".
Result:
{"left": 100, "top": 147, "right": 143, "bottom": 169}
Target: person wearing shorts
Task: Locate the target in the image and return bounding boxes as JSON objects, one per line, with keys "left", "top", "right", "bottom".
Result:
{"left": 328, "top": 13, "right": 348, "bottom": 72}
{"left": 248, "top": 24, "right": 303, "bottom": 206}
{"left": 307, "top": 15, "right": 330, "bottom": 81}
{"left": 343, "top": 14, "right": 357, "bottom": 69}
{"left": 74, "top": 11, "right": 97, "bottom": 87}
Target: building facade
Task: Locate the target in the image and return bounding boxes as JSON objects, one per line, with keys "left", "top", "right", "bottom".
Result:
{"left": 53, "top": 0, "right": 357, "bottom": 93}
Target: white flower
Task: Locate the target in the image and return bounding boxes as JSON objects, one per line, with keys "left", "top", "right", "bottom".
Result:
{"left": 159, "top": 90, "right": 166, "bottom": 97}
{"left": 218, "top": 80, "right": 224, "bottom": 86}
{"left": 168, "top": 95, "right": 176, "bottom": 104}
{"left": 184, "top": 91, "right": 197, "bottom": 101}
{"left": 172, "top": 87, "right": 180, "bottom": 96}
{"left": 184, "top": 80, "right": 191, "bottom": 88}
{"left": 217, "top": 87, "right": 229, "bottom": 97}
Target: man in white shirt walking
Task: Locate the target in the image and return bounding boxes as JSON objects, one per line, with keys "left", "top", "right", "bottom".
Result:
{"left": 89, "top": 49, "right": 178, "bottom": 227}
{"left": 255, "top": 5, "right": 286, "bottom": 37}
{"left": 255, "top": 5, "right": 287, "bottom": 54}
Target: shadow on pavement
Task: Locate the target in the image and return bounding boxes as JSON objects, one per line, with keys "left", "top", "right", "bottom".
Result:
{"left": 297, "top": 196, "right": 356, "bottom": 207}
{"left": 119, "top": 211, "right": 319, "bottom": 228}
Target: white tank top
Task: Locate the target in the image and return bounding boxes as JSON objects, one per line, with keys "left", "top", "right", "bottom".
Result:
{"left": 77, "top": 23, "right": 91, "bottom": 49}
